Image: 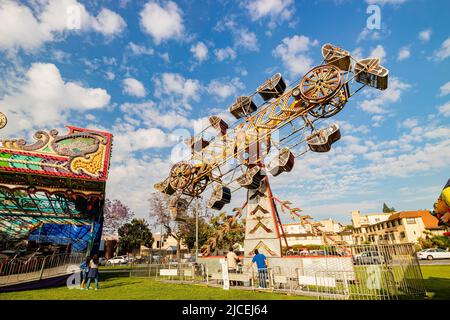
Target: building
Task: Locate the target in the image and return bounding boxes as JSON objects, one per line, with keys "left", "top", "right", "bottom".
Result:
{"left": 281, "top": 219, "right": 353, "bottom": 247}
{"left": 316, "top": 218, "right": 345, "bottom": 234}
{"left": 151, "top": 233, "right": 187, "bottom": 251}
{"left": 100, "top": 234, "right": 119, "bottom": 259}
{"left": 351, "top": 210, "right": 392, "bottom": 228}
{"left": 352, "top": 210, "right": 445, "bottom": 245}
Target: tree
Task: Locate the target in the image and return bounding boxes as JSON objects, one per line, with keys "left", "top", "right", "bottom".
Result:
{"left": 117, "top": 218, "right": 153, "bottom": 255}
{"left": 149, "top": 192, "right": 213, "bottom": 260}
{"left": 382, "top": 203, "right": 396, "bottom": 213}
{"left": 0, "top": 231, "right": 17, "bottom": 251}
{"left": 178, "top": 215, "right": 212, "bottom": 250}
{"left": 202, "top": 211, "right": 245, "bottom": 255}
{"left": 419, "top": 231, "right": 450, "bottom": 249}
{"left": 103, "top": 199, "right": 134, "bottom": 235}
{"left": 149, "top": 192, "right": 183, "bottom": 260}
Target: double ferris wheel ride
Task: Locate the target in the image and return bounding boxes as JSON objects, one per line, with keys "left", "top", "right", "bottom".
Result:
{"left": 154, "top": 43, "right": 389, "bottom": 223}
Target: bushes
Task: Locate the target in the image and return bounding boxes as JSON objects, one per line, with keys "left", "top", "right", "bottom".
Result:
{"left": 418, "top": 232, "right": 450, "bottom": 250}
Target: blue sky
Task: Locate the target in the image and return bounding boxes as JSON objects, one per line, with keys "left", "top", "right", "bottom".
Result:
{"left": 0, "top": 0, "right": 449, "bottom": 226}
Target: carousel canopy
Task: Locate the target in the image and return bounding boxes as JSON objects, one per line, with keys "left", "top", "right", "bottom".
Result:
{"left": 0, "top": 126, "right": 112, "bottom": 250}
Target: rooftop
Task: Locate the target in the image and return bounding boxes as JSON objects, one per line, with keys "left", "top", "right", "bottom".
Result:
{"left": 388, "top": 210, "right": 441, "bottom": 229}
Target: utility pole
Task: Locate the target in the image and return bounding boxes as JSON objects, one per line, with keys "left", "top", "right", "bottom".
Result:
{"left": 195, "top": 198, "right": 199, "bottom": 262}
{"left": 159, "top": 222, "right": 163, "bottom": 263}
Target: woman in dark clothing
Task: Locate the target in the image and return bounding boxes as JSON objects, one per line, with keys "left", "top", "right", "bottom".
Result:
{"left": 80, "top": 256, "right": 91, "bottom": 289}
{"left": 86, "top": 254, "right": 100, "bottom": 290}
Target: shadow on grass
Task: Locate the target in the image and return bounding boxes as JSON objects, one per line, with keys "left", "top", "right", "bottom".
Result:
{"left": 100, "top": 280, "right": 142, "bottom": 289}
{"left": 424, "top": 277, "right": 450, "bottom": 300}
{"left": 99, "top": 272, "right": 130, "bottom": 280}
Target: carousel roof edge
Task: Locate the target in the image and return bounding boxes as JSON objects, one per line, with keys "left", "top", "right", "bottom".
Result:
{"left": 0, "top": 125, "right": 113, "bottom": 184}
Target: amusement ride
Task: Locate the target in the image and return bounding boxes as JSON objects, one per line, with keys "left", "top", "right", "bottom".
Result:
{"left": 153, "top": 43, "right": 390, "bottom": 257}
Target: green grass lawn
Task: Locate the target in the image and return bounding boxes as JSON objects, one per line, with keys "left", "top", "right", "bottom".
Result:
{"left": 0, "top": 273, "right": 312, "bottom": 300}
{"left": 420, "top": 265, "right": 450, "bottom": 300}
{"left": 0, "top": 265, "right": 448, "bottom": 300}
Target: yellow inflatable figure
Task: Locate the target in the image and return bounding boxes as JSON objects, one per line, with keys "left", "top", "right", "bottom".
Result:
{"left": 433, "top": 179, "right": 450, "bottom": 230}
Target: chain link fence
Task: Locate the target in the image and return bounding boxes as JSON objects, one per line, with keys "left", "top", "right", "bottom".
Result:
{"left": 200, "top": 243, "right": 426, "bottom": 300}
{"left": 129, "top": 262, "right": 206, "bottom": 282}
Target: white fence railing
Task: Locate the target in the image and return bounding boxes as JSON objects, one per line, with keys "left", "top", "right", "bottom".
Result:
{"left": 0, "top": 253, "right": 85, "bottom": 287}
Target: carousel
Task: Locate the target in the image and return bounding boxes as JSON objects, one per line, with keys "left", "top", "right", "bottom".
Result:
{"left": 0, "top": 121, "right": 113, "bottom": 255}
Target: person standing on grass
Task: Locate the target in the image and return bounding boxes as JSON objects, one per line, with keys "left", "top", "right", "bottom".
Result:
{"left": 226, "top": 246, "right": 240, "bottom": 286}
{"left": 79, "top": 256, "right": 91, "bottom": 289}
{"left": 247, "top": 249, "right": 268, "bottom": 289}
{"left": 86, "top": 254, "right": 100, "bottom": 290}
{"left": 226, "top": 246, "right": 239, "bottom": 273}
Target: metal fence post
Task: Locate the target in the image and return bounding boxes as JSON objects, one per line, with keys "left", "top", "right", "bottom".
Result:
{"left": 38, "top": 256, "right": 48, "bottom": 280}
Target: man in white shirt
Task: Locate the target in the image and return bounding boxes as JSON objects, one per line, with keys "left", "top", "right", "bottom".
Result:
{"left": 226, "top": 247, "right": 239, "bottom": 272}
{"left": 226, "top": 247, "right": 240, "bottom": 286}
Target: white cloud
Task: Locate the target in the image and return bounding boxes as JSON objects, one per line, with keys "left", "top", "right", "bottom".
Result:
{"left": 370, "top": 44, "right": 386, "bottom": 63}
{"left": 434, "top": 37, "right": 450, "bottom": 61}
{"left": 52, "top": 50, "right": 71, "bottom": 63}
{"left": 190, "top": 41, "right": 209, "bottom": 62}
{"left": 439, "top": 81, "right": 450, "bottom": 97}
{"left": 106, "top": 157, "right": 172, "bottom": 218}
{"left": 122, "top": 78, "right": 146, "bottom": 98}
{"left": 159, "top": 52, "right": 170, "bottom": 63}
{"left": 139, "top": 1, "right": 184, "bottom": 44}
{"left": 246, "top": 0, "right": 295, "bottom": 28}
{"left": 128, "top": 42, "right": 154, "bottom": 56}
{"left": 362, "top": 139, "right": 450, "bottom": 179}
{"left": 0, "top": 0, "right": 126, "bottom": 52}
{"left": 358, "top": 28, "right": 379, "bottom": 42}
{"left": 418, "top": 29, "right": 432, "bottom": 42}
{"left": 338, "top": 120, "right": 371, "bottom": 135}
{"left": 0, "top": 63, "right": 110, "bottom": 135}
{"left": 267, "top": 114, "right": 450, "bottom": 222}
{"left": 235, "top": 29, "right": 259, "bottom": 51}
{"left": 438, "top": 101, "right": 450, "bottom": 117}
{"left": 359, "top": 77, "right": 411, "bottom": 115}
{"left": 105, "top": 71, "right": 115, "bottom": 80}
{"left": 89, "top": 8, "right": 127, "bottom": 36}
{"left": 303, "top": 201, "right": 380, "bottom": 222}
{"left": 357, "top": 27, "right": 391, "bottom": 43}
{"left": 215, "top": 17, "right": 259, "bottom": 52}
{"left": 341, "top": 135, "right": 369, "bottom": 154}
{"left": 214, "top": 47, "right": 237, "bottom": 61}
{"left": 119, "top": 102, "right": 191, "bottom": 130}
{"left": 153, "top": 73, "right": 201, "bottom": 109}
{"left": 351, "top": 47, "right": 364, "bottom": 61}
{"left": 207, "top": 78, "right": 244, "bottom": 100}
{"left": 397, "top": 46, "right": 410, "bottom": 61}
{"left": 365, "top": 0, "right": 408, "bottom": 4}
{"left": 273, "top": 35, "right": 319, "bottom": 77}
{"left": 400, "top": 118, "right": 419, "bottom": 129}
{"left": 113, "top": 127, "right": 171, "bottom": 155}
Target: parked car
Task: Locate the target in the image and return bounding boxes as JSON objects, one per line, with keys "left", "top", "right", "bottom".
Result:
{"left": 353, "top": 251, "right": 385, "bottom": 265}
{"left": 309, "top": 250, "right": 327, "bottom": 256}
{"left": 106, "top": 255, "right": 128, "bottom": 266}
{"left": 151, "top": 255, "right": 162, "bottom": 263}
{"left": 99, "top": 257, "right": 107, "bottom": 266}
{"left": 285, "top": 250, "right": 299, "bottom": 256}
{"left": 416, "top": 248, "right": 450, "bottom": 260}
